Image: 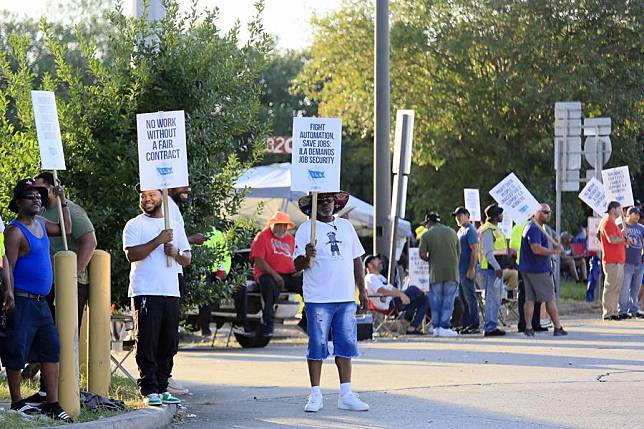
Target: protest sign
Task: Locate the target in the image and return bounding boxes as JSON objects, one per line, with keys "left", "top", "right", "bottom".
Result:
{"left": 291, "top": 117, "right": 342, "bottom": 193}
{"left": 136, "top": 111, "right": 188, "bottom": 191}
{"left": 31, "top": 91, "right": 66, "bottom": 170}
{"left": 408, "top": 248, "right": 429, "bottom": 292}
{"left": 498, "top": 206, "right": 513, "bottom": 238}
{"left": 601, "top": 166, "right": 634, "bottom": 207}
{"left": 489, "top": 173, "right": 542, "bottom": 223}
{"left": 587, "top": 217, "right": 601, "bottom": 252}
{"left": 578, "top": 177, "right": 608, "bottom": 214}
{"left": 463, "top": 188, "right": 481, "bottom": 221}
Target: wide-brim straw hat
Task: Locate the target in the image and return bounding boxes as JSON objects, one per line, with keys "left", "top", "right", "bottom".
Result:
{"left": 265, "top": 211, "right": 295, "bottom": 229}
{"left": 297, "top": 191, "right": 350, "bottom": 217}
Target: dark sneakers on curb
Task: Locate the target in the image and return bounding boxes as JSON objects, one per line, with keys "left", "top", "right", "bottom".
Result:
{"left": 11, "top": 399, "right": 42, "bottom": 415}
{"left": 484, "top": 329, "right": 506, "bottom": 337}
{"left": 42, "top": 401, "right": 73, "bottom": 423}
{"left": 524, "top": 329, "right": 535, "bottom": 337}
{"left": 24, "top": 391, "right": 47, "bottom": 405}
{"left": 554, "top": 327, "right": 568, "bottom": 336}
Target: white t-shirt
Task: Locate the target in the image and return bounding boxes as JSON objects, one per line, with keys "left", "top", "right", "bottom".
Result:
{"left": 365, "top": 273, "right": 394, "bottom": 310}
{"left": 294, "top": 217, "right": 365, "bottom": 303}
{"left": 123, "top": 213, "right": 191, "bottom": 297}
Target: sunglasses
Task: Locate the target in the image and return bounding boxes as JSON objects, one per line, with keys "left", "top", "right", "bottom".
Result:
{"left": 20, "top": 193, "right": 42, "bottom": 200}
{"left": 540, "top": 210, "right": 551, "bottom": 215}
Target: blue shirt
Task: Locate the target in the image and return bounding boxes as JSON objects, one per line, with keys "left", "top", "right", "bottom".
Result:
{"left": 457, "top": 223, "right": 479, "bottom": 274}
{"left": 624, "top": 222, "right": 644, "bottom": 266}
{"left": 519, "top": 222, "right": 551, "bottom": 274}
{"left": 10, "top": 220, "right": 53, "bottom": 295}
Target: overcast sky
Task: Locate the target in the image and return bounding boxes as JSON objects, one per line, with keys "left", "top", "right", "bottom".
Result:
{"left": 0, "top": 0, "right": 343, "bottom": 51}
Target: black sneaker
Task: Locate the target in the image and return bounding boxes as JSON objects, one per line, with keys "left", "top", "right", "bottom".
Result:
{"left": 11, "top": 399, "right": 42, "bottom": 415}
{"left": 42, "top": 402, "right": 73, "bottom": 423}
{"left": 524, "top": 329, "right": 535, "bottom": 337}
{"left": 484, "top": 329, "right": 506, "bottom": 337}
{"left": 534, "top": 326, "right": 549, "bottom": 332}
{"left": 618, "top": 314, "right": 629, "bottom": 320}
{"left": 553, "top": 327, "right": 568, "bottom": 336}
{"left": 24, "top": 391, "right": 47, "bottom": 405}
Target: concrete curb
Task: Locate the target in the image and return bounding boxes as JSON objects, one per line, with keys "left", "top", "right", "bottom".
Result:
{"left": 44, "top": 404, "right": 177, "bottom": 429}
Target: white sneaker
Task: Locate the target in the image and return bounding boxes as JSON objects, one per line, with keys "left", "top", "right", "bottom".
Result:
{"left": 540, "top": 319, "right": 553, "bottom": 328}
{"left": 440, "top": 328, "right": 458, "bottom": 337}
{"left": 167, "top": 377, "right": 189, "bottom": 395}
{"left": 338, "top": 392, "right": 369, "bottom": 411}
{"left": 304, "top": 393, "right": 323, "bottom": 412}
{"left": 433, "top": 327, "right": 441, "bottom": 337}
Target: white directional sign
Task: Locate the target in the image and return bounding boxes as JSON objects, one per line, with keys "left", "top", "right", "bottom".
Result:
{"left": 31, "top": 91, "right": 66, "bottom": 170}
{"left": 583, "top": 117, "right": 611, "bottom": 136}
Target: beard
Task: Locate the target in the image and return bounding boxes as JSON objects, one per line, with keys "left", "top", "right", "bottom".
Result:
{"left": 141, "top": 200, "right": 162, "bottom": 214}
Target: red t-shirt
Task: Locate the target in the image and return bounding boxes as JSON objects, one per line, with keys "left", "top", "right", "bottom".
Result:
{"left": 599, "top": 217, "right": 625, "bottom": 264}
{"left": 250, "top": 228, "right": 295, "bottom": 279}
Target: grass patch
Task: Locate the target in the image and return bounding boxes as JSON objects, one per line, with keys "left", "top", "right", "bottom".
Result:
{"left": 0, "top": 374, "right": 142, "bottom": 427}
{"left": 559, "top": 279, "right": 588, "bottom": 301}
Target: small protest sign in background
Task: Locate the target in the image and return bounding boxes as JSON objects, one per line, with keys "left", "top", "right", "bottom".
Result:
{"left": 31, "top": 91, "right": 66, "bottom": 170}
{"left": 498, "top": 205, "right": 513, "bottom": 238}
{"left": 136, "top": 111, "right": 189, "bottom": 191}
{"left": 578, "top": 177, "right": 608, "bottom": 214}
{"left": 408, "top": 248, "right": 429, "bottom": 292}
{"left": 601, "top": 166, "right": 634, "bottom": 207}
{"left": 489, "top": 173, "right": 541, "bottom": 223}
{"left": 463, "top": 188, "right": 481, "bottom": 222}
{"left": 587, "top": 217, "right": 601, "bottom": 252}
{"left": 291, "top": 117, "right": 342, "bottom": 193}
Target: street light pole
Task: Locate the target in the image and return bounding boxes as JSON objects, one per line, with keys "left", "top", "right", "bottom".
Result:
{"left": 374, "top": 0, "right": 391, "bottom": 256}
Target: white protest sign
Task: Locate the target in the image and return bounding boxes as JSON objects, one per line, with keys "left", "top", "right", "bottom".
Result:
{"left": 578, "top": 177, "right": 607, "bottom": 214}
{"left": 463, "top": 188, "right": 481, "bottom": 221}
{"left": 489, "top": 173, "right": 542, "bottom": 223}
{"left": 408, "top": 248, "right": 429, "bottom": 292}
{"left": 136, "top": 111, "right": 188, "bottom": 191}
{"left": 31, "top": 91, "right": 66, "bottom": 170}
{"left": 498, "top": 206, "right": 513, "bottom": 238}
{"left": 291, "top": 117, "right": 342, "bottom": 192}
{"left": 601, "top": 166, "right": 634, "bottom": 207}
{"left": 587, "top": 217, "right": 601, "bottom": 252}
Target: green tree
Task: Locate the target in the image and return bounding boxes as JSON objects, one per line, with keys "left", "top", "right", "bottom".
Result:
{"left": 295, "top": 0, "right": 643, "bottom": 229}
{"left": 0, "top": 0, "right": 271, "bottom": 306}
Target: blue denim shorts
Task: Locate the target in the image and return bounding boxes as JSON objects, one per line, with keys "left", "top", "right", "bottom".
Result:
{"left": 305, "top": 302, "right": 359, "bottom": 360}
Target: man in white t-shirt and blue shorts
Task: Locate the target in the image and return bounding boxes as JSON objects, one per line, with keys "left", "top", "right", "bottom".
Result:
{"left": 123, "top": 188, "right": 191, "bottom": 407}
{"left": 293, "top": 191, "right": 370, "bottom": 413}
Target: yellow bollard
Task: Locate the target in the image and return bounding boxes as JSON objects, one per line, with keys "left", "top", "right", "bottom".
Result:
{"left": 79, "top": 306, "right": 89, "bottom": 380}
{"left": 88, "top": 250, "right": 111, "bottom": 396}
{"left": 54, "top": 251, "right": 80, "bottom": 418}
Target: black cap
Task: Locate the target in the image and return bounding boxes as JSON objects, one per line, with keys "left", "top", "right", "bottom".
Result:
{"left": 8, "top": 178, "right": 47, "bottom": 213}
{"left": 424, "top": 212, "right": 441, "bottom": 224}
{"left": 484, "top": 203, "right": 504, "bottom": 220}
{"left": 363, "top": 254, "right": 379, "bottom": 268}
{"left": 451, "top": 206, "right": 470, "bottom": 217}
{"left": 627, "top": 206, "right": 640, "bottom": 215}
{"left": 605, "top": 201, "right": 621, "bottom": 213}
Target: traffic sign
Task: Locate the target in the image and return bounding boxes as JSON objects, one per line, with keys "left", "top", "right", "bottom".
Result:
{"left": 583, "top": 117, "right": 611, "bottom": 136}
{"left": 584, "top": 135, "right": 612, "bottom": 167}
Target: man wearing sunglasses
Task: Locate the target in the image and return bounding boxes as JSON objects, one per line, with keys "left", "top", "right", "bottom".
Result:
{"left": 519, "top": 203, "right": 567, "bottom": 337}
{"left": 1, "top": 178, "right": 72, "bottom": 422}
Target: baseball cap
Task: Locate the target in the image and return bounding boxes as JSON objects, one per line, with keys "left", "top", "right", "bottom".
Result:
{"left": 8, "top": 178, "right": 47, "bottom": 213}
{"left": 627, "top": 206, "right": 640, "bottom": 215}
{"left": 363, "top": 254, "right": 380, "bottom": 268}
{"left": 451, "top": 206, "right": 470, "bottom": 217}
{"left": 484, "top": 203, "right": 504, "bottom": 219}
{"left": 424, "top": 212, "right": 441, "bottom": 224}
{"left": 605, "top": 201, "right": 621, "bottom": 213}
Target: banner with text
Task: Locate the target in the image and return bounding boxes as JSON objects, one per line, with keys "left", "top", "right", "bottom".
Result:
{"left": 31, "top": 91, "right": 66, "bottom": 170}
{"left": 489, "top": 173, "right": 541, "bottom": 223}
{"left": 463, "top": 188, "right": 481, "bottom": 221}
{"left": 137, "top": 111, "right": 188, "bottom": 191}
{"left": 408, "top": 248, "right": 429, "bottom": 292}
{"left": 578, "top": 177, "right": 608, "bottom": 214}
{"left": 587, "top": 217, "right": 601, "bottom": 252}
{"left": 291, "top": 117, "right": 342, "bottom": 192}
{"left": 601, "top": 166, "right": 634, "bottom": 207}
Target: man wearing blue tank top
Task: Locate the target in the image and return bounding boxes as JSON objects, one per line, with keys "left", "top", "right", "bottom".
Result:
{"left": 2, "top": 178, "right": 72, "bottom": 422}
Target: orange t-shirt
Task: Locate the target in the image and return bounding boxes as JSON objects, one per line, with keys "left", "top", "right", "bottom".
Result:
{"left": 250, "top": 228, "right": 295, "bottom": 280}
{"left": 599, "top": 217, "right": 625, "bottom": 264}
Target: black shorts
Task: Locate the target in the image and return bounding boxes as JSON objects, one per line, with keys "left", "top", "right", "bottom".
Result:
{"left": 0, "top": 296, "right": 60, "bottom": 369}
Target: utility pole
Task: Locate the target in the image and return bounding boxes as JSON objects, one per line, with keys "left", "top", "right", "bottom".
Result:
{"left": 374, "top": 0, "right": 391, "bottom": 255}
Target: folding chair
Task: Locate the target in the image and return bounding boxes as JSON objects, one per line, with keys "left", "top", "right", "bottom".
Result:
{"left": 368, "top": 297, "right": 406, "bottom": 337}
{"left": 110, "top": 314, "right": 137, "bottom": 384}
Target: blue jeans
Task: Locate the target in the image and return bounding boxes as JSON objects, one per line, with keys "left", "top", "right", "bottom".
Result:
{"left": 393, "top": 285, "right": 430, "bottom": 329}
{"left": 458, "top": 275, "right": 479, "bottom": 329}
{"left": 305, "top": 302, "right": 359, "bottom": 360}
{"left": 428, "top": 281, "right": 458, "bottom": 329}
{"left": 619, "top": 263, "right": 644, "bottom": 314}
{"left": 482, "top": 270, "right": 502, "bottom": 332}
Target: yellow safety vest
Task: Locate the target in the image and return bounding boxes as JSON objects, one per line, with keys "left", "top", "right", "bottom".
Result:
{"left": 479, "top": 221, "right": 508, "bottom": 269}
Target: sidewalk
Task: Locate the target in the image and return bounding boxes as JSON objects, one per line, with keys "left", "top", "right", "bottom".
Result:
{"left": 113, "top": 317, "right": 644, "bottom": 428}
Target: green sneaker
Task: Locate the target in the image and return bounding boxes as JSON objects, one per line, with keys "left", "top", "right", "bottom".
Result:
{"left": 160, "top": 391, "right": 181, "bottom": 404}
{"left": 144, "top": 393, "right": 162, "bottom": 406}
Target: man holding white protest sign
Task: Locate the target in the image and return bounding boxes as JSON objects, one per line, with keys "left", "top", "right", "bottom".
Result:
{"left": 291, "top": 117, "right": 369, "bottom": 413}
{"left": 125, "top": 110, "right": 191, "bottom": 406}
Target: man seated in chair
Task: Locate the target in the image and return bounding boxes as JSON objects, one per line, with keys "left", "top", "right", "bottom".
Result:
{"left": 364, "top": 254, "right": 429, "bottom": 335}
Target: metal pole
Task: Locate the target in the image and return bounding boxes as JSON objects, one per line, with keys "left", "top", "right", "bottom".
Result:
{"left": 88, "top": 250, "right": 111, "bottom": 396}
{"left": 374, "top": 0, "right": 391, "bottom": 256}
{"left": 594, "top": 125, "right": 603, "bottom": 303}
{"left": 554, "top": 111, "right": 566, "bottom": 292}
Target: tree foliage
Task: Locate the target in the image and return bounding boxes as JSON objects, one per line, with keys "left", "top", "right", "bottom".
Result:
{"left": 295, "top": 0, "right": 643, "bottom": 230}
{"left": 0, "top": 0, "right": 271, "bottom": 306}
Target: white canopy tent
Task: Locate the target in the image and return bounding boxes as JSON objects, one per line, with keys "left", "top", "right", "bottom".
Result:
{"left": 233, "top": 162, "right": 412, "bottom": 240}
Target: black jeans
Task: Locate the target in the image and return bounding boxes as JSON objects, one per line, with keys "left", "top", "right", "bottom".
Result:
{"left": 132, "top": 295, "right": 180, "bottom": 396}
{"left": 258, "top": 273, "right": 305, "bottom": 332}
{"left": 517, "top": 272, "right": 542, "bottom": 331}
